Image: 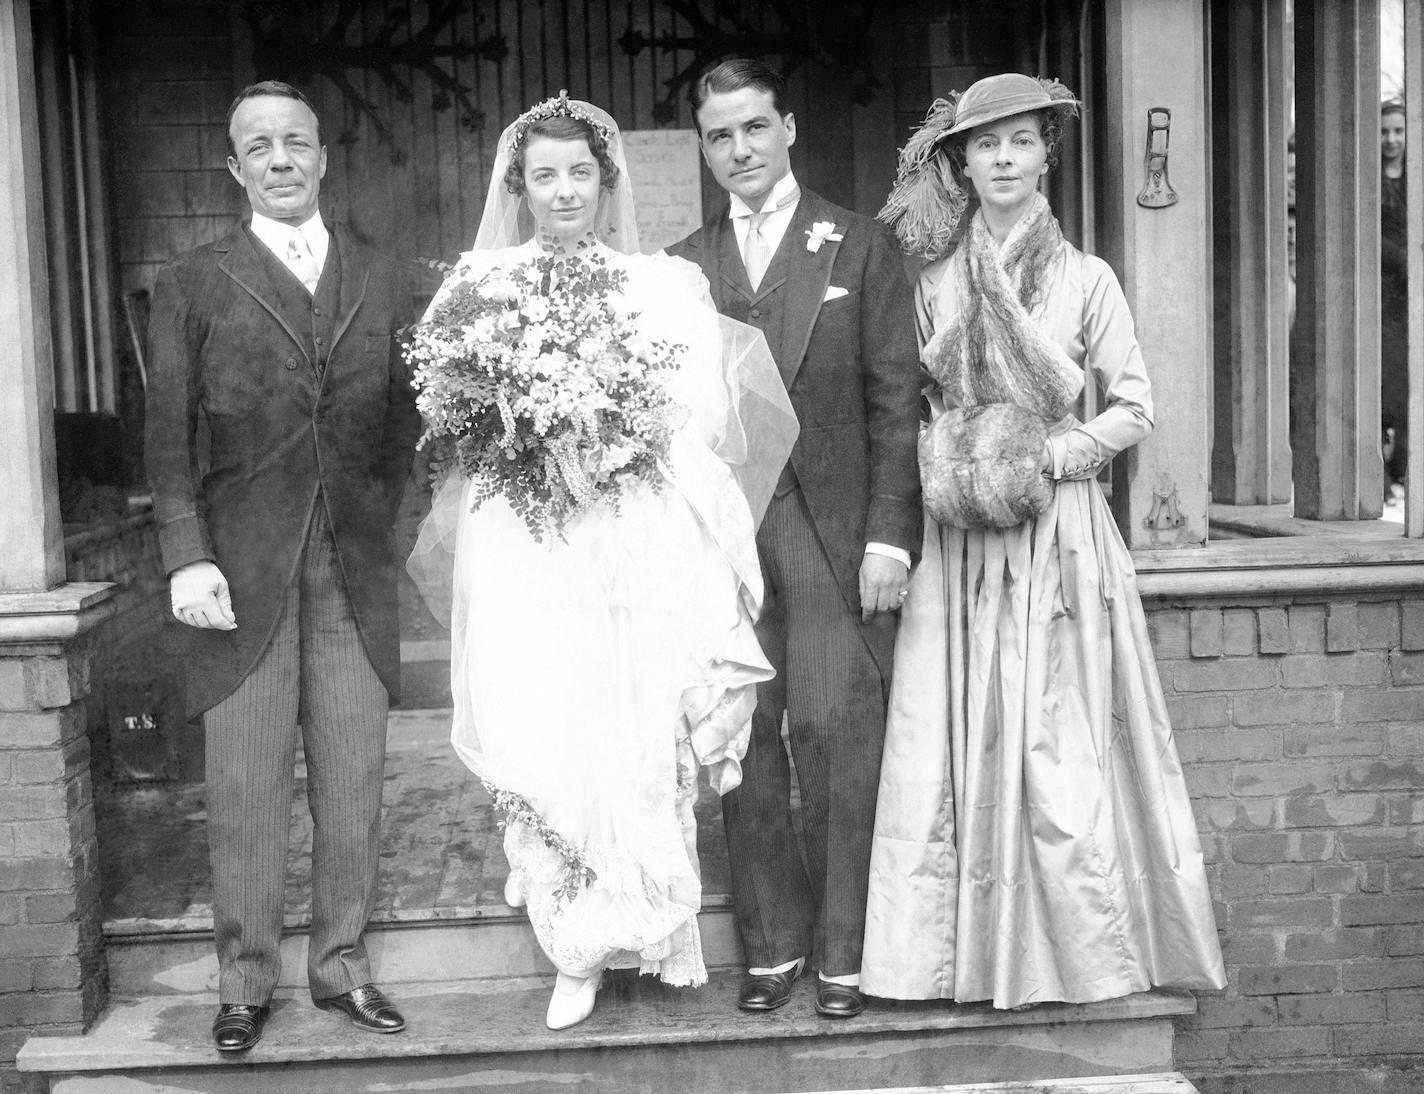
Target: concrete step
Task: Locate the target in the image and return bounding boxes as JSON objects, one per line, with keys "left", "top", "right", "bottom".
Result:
{"left": 17, "top": 974, "right": 1195, "bottom": 1094}
{"left": 820, "top": 1076, "right": 1198, "bottom": 1094}
{"left": 396, "top": 638, "right": 451, "bottom": 707}
{"left": 105, "top": 901, "right": 744, "bottom": 995}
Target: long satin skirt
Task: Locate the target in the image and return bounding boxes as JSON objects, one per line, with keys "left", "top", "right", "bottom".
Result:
{"left": 861, "top": 474, "right": 1225, "bottom": 1007}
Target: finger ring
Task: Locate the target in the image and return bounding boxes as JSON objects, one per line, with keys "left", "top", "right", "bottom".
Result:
{"left": 898, "top": 588, "right": 909, "bottom": 597}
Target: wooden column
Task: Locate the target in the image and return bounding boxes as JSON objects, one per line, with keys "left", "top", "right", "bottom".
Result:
{"left": 0, "top": 0, "right": 64, "bottom": 591}
{"left": 1100, "top": 0, "right": 1211, "bottom": 549}
{"left": 31, "top": 6, "right": 79, "bottom": 414}
{"left": 74, "top": 3, "right": 119, "bottom": 416}
{"left": 0, "top": 0, "right": 116, "bottom": 1071}
{"left": 1405, "top": 2, "right": 1424, "bottom": 536}
{"left": 1210, "top": 0, "right": 1293, "bottom": 505}
{"left": 1291, "top": 0, "right": 1381, "bottom": 520}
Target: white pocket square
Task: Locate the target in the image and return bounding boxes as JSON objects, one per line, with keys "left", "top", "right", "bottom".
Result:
{"left": 823, "top": 286, "right": 849, "bottom": 302}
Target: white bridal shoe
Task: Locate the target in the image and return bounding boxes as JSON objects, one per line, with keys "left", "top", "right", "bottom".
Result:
{"left": 503, "top": 872, "right": 525, "bottom": 909}
{"left": 545, "top": 969, "right": 603, "bottom": 1030}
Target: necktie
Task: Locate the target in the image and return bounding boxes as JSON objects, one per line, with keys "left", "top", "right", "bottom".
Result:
{"left": 739, "top": 186, "right": 801, "bottom": 291}
{"left": 286, "top": 228, "right": 321, "bottom": 294}
{"left": 743, "top": 211, "right": 772, "bottom": 290}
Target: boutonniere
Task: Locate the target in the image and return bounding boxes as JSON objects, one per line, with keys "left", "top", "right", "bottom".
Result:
{"left": 805, "top": 221, "right": 844, "bottom": 253}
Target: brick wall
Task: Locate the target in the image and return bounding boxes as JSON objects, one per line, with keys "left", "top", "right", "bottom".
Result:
{"left": 0, "top": 641, "right": 106, "bottom": 1094}
{"left": 1145, "top": 593, "right": 1424, "bottom": 1085}
{"left": 0, "top": 517, "right": 161, "bottom": 1094}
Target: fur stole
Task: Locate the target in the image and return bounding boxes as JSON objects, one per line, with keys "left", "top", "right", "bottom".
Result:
{"left": 919, "top": 194, "right": 1082, "bottom": 529}
{"left": 923, "top": 192, "right": 1078, "bottom": 419}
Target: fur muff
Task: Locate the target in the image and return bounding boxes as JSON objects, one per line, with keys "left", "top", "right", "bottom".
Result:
{"left": 920, "top": 403, "right": 1052, "bottom": 529}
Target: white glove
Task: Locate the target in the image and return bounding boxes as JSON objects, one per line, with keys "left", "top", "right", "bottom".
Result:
{"left": 170, "top": 561, "right": 237, "bottom": 630}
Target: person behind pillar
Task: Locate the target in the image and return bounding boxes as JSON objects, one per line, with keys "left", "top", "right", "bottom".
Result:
{"left": 666, "top": 58, "right": 922, "bottom": 1019}
{"left": 144, "top": 80, "right": 419, "bottom": 1053}
{"left": 1381, "top": 98, "right": 1408, "bottom": 488}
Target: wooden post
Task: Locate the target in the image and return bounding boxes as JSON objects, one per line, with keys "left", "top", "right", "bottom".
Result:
{"left": 74, "top": 4, "right": 119, "bottom": 416}
{"left": 1291, "top": 0, "right": 1382, "bottom": 520}
{"left": 1210, "top": 0, "right": 1293, "bottom": 506}
{"left": 1100, "top": 0, "right": 1211, "bottom": 549}
{"left": 0, "top": 0, "right": 65, "bottom": 591}
{"left": 31, "top": 6, "right": 79, "bottom": 414}
{"left": 1405, "top": 2, "right": 1424, "bottom": 536}
{"left": 0, "top": 1, "right": 117, "bottom": 1068}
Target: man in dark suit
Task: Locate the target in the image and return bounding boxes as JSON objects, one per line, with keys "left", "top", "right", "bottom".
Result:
{"left": 668, "top": 59, "right": 921, "bottom": 1018}
{"left": 145, "top": 81, "right": 419, "bottom": 1052}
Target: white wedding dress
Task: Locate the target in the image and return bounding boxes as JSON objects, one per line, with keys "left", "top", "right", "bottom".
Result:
{"left": 419, "top": 240, "right": 793, "bottom": 985}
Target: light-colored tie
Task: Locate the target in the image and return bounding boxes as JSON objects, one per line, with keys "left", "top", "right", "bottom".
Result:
{"left": 286, "top": 228, "right": 321, "bottom": 295}
{"left": 743, "top": 211, "right": 772, "bottom": 290}
{"left": 739, "top": 186, "right": 800, "bottom": 291}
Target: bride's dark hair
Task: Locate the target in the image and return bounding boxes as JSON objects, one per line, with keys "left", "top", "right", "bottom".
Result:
{"left": 504, "top": 116, "right": 621, "bottom": 195}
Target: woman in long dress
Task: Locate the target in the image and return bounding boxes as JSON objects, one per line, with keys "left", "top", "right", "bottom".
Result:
{"left": 409, "top": 97, "right": 796, "bottom": 1029}
{"left": 861, "top": 74, "right": 1225, "bottom": 1008}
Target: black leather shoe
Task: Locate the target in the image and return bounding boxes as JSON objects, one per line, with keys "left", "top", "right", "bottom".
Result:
{"left": 316, "top": 983, "right": 406, "bottom": 1033}
{"left": 212, "top": 1003, "right": 268, "bottom": 1052}
{"left": 815, "top": 980, "right": 865, "bottom": 1018}
{"left": 737, "top": 960, "right": 803, "bottom": 1012}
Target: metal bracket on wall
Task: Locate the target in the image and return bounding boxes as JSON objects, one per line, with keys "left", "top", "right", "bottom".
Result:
{"left": 1145, "top": 487, "right": 1186, "bottom": 529}
{"left": 1136, "top": 107, "right": 1178, "bottom": 208}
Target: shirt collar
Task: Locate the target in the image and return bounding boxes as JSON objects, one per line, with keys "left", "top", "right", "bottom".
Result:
{"left": 727, "top": 171, "right": 799, "bottom": 220}
{"left": 249, "top": 209, "right": 327, "bottom": 254}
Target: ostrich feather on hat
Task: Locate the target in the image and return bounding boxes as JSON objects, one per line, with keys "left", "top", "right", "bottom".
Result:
{"left": 878, "top": 76, "right": 1079, "bottom": 260}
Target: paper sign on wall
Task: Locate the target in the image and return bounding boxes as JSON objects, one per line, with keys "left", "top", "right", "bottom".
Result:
{"left": 622, "top": 129, "right": 703, "bottom": 254}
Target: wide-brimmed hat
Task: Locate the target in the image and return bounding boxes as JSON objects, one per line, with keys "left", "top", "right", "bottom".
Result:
{"left": 946, "top": 73, "right": 1081, "bottom": 136}
{"left": 877, "top": 73, "right": 1080, "bottom": 260}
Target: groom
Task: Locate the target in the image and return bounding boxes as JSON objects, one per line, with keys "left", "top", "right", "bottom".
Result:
{"left": 669, "top": 58, "right": 921, "bottom": 1018}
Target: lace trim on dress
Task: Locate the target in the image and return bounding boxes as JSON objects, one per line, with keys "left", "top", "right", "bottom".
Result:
{"left": 488, "top": 784, "right": 597, "bottom": 903}
{"left": 497, "top": 762, "right": 708, "bottom": 986}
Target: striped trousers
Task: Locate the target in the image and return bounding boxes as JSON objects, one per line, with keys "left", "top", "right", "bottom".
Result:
{"left": 722, "top": 487, "right": 892, "bottom": 977}
{"left": 204, "top": 507, "right": 390, "bottom": 1004}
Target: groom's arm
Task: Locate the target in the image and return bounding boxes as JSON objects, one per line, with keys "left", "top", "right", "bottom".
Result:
{"left": 857, "top": 220, "right": 923, "bottom": 558}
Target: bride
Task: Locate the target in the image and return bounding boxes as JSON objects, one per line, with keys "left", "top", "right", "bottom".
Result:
{"left": 409, "top": 96, "right": 796, "bottom": 1030}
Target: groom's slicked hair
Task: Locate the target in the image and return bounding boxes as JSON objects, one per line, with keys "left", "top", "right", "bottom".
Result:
{"left": 689, "top": 58, "right": 790, "bottom": 125}
{"left": 225, "top": 80, "right": 322, "bottom": 158}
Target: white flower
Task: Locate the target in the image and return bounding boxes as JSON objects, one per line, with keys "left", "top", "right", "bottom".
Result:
{"left": 625, "top": 333, "right": 657, "bottom": 361}
{"left": 483, "top": 276, "right": 520, "bottom": 303}
{"left": 805, "top": 221, "right": 844, "bottom": 253}
{"left": 607, "top": 292, "right": 638, "bottom": 320}
{"left": 521, "top": 296, "right": 550, "bottom": 323}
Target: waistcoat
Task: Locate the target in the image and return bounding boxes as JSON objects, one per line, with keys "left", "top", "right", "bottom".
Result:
{"left": 718, "top": 223, "right": 799, "bottom": 494}
{"left": 246, "top": 226, "right": 343, "bottom": 374}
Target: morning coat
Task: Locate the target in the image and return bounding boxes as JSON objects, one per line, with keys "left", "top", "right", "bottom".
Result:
{"left": 145, "top": 221, "right": 420, "bottom": 718}
{"left": 667, "top": 188, "right": 922, "bottom": 675}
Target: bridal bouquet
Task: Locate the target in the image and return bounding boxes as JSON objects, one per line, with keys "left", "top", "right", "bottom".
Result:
{"left": 407, "top": 251, "right": 684, "bottom": 540}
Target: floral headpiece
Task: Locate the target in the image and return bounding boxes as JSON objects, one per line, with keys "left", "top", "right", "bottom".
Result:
{"left": 510, "top": 90, "right": 614, "bottom": 153}
{"left": 878, "top": 75, "right": 1079, "bottom": 260}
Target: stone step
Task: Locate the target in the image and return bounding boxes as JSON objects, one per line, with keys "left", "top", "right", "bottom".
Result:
{"left": 17, "top": 974, "right": 1195, "bottom": 1094}
{"left": 396, "top": 637, "right": 451, "bottom": 707}
{"left": 105, "top": 901, "right": 744, "bottom": 995}
{"left": 817, "top": 1076, "right": 1198, "bottom": 1094}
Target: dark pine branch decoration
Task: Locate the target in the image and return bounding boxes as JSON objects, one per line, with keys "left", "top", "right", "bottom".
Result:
{"left": 243, "top": 0, "right": 508, "bottom": 163}
{"left": 619, "top": 0, "right": 881, "bottom": 124}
